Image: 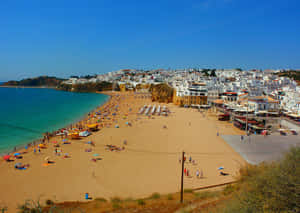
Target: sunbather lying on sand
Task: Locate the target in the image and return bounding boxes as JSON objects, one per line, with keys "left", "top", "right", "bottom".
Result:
{"left": 15, "top": 163, "right": 30, "bottom": 170}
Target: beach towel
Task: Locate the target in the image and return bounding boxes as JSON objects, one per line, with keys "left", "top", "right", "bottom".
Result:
{"left": 17, "top": 167, "right": 27, "bottom": 170}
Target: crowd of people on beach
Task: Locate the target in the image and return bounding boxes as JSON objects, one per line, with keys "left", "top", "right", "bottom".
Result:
{"left": 2, "top": 92, "right": 154, "bottom": 171}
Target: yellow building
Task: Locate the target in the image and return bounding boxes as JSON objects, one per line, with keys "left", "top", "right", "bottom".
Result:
{"left": 173, "top": 89, "right": 208, "bottom": 106}
{"left": 119, "top": 84, "right": 126, "bottom": 92}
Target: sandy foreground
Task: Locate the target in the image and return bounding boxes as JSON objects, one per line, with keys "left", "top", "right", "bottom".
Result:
{"left": 0, "top": 92, "right": 245, "bottom": 212}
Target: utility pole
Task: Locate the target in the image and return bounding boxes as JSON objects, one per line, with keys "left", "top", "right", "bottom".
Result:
{"left": 180, "top": 151, "right": 185, "bottom": 203}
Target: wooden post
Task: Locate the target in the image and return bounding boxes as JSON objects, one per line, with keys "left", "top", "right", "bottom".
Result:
{"left": 180, "top": 151, "right": 185, "bottom": 203}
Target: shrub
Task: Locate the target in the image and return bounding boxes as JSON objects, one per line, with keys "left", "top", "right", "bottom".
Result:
{"left": 17, "top": 200, "right": 43, "bottom": 213}
{"left": 110, "top": 197, "right": 122, "bottom": 203}
{"left": 0, "top": 206, "right": 7, "bottom": 213}
{"left": 183, "top": 188, "right": 193, "bottom": 193}
{"left": 222, "top": 184, "right": 235, "bottom": 195}
{"left": 150, "top": 193, "right": 160, "bottom": 199}
{"left": 95, "top": 197, "right": 107, "bottom": 203}
{"left": 45, "top": 199, "right": 54, "bottom": 206}
{"left": 137, "top": 199, "right": 146, "bottom": 206}
{"left": 194, "top": 191, "right": 217, "bottom": 199}
{"left": 124, "top": 197, "right": 133, "bottom": 202}
{"left": 167, "top": 194, "right": 173, "bottom": 200}
{"left": 112, "top": 203, "right": 121, "bottom": 209}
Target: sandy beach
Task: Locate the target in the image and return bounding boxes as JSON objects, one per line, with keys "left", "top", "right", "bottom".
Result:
{"left": 0, "top": 92, "right": 246, "bottom": 212}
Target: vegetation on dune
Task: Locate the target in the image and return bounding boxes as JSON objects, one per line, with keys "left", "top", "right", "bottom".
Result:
{"left": 149, "top": 83, "right": 174, "bottom": 103}
{"left": 219, "top": 147, "right": 300, "bottom": 213}
{"left": 57, "top": 81, "right": 115, "bottom": 93}
{"left": 183, "top": 189, "right": 194, "bottom": 194}
{"left": 3, "top": 76, "right": 64, "bottom": 87}
{"left": 149, "top": 193, "right": 161, "bottom": 199}
{"left": 137, "top": 199, "right": 146, "bottom": 206}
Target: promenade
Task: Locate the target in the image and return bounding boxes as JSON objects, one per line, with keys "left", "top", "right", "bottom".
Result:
{"left": 222, "top": 134, "right": 300, "bottom": 164}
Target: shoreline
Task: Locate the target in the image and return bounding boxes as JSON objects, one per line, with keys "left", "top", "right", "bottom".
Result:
{"left": 0, "top": 91, "right": 246, "bottom": 212}
{"left": 0, "top": 85, "right": 57, "bottom": 89}
{"left": 0, "top": 90, "right": 111, "bottom": 156}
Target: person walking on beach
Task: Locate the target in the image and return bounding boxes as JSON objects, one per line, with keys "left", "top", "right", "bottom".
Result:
{"left": 189, "top": 156, "right": 192, "bottom": 163}
{"left": 34, "top": 148, "right": 36, "bottom": 154}
{"left": 38, "top": 148, "right": 41, "bottom": 153}
{"left": 196, "top": 170, "right": 200, "bottom": 178}
{"left": 184, "top": 168, "right": 187, "bottom": 176}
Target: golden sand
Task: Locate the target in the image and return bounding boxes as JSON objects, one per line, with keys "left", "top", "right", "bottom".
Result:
{"left": 0, "top": 92, "right": 245, "bottom": 212}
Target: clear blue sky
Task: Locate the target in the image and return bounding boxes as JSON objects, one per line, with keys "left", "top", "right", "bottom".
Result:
{"left": 0, "top": 0, "right": 300, "bottom": 81}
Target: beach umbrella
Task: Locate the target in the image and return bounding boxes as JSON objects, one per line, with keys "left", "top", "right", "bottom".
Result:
{"left": 125, "top": 122, "right": 129, "bottom": 125}
{"left": 13, "top": 153, "right": 21, "bottom": 156}
{"left": 93, "top": 154, "right": 100, "bottom": 157}
{"left": 3, "top": 155, "right": 10, "bottom": 161}
{"left": 62, "top": 139, "right": 67, "bottom": 142}
{"left": 218, "top": 167, "right": 224, "bottom": 170}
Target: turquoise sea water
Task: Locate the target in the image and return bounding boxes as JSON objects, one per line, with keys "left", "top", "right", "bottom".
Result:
{"left": 0, "top": 88, "right": 109, "bottom": 154}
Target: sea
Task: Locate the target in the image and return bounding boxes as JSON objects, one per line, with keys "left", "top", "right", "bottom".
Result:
{"left": 0, "top": 87, "right": 109, "bottom": 154}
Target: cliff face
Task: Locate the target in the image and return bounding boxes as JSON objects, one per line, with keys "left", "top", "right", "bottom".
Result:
{"left": 57, "top": 81, "right": 113, "bottom": 93}
{"left": 149, "top": 83, "right": 174, "bottom": 103}
{"left": 3, "top": 76, "right": 64, "bottom": 87}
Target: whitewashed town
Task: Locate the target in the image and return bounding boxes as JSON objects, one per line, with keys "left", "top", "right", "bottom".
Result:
{"left": 62, "top": 68, "right": 300, "bottom": 135}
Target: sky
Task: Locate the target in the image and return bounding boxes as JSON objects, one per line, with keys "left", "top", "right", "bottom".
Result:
{"left": 0, "top": 0, "right": 300, "bottom": 81}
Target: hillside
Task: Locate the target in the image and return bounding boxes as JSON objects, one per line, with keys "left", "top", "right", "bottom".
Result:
{"left": 3, "top": 76, "right": 64, "bottom": 87}
{"left": 57, "top": 81, "right": 115, "bottom": 92}
{"left": 276, "top": 70, "right": 300, "bottom": 85}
